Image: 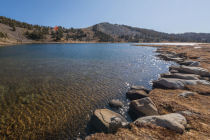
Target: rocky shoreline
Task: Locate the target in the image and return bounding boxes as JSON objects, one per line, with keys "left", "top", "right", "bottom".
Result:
{"left": 85, "top": 44, "right": 210, "bottom": 140}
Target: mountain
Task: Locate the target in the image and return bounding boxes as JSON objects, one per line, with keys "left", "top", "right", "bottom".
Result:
{"left": 92, "top": 22, "right": 210, "bottom": 42}
{"left": 1, "top": 16, "right": 210, "bottom": 45}
{"left": 91, "top": 22, "right": 169, "bottom": 42}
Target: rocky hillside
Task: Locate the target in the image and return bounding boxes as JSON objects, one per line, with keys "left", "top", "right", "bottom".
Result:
{"left": 1, "top": 16, "right": 210, "bottom": 45}
{"left": 92, "top": 22, "right": 210, "bottom": 42}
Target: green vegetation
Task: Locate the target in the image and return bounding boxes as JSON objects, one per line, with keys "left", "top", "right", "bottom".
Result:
{"left": 94, "top": 30, "right": 114, "bottom": 42}
{"left": 0, "top": 16, "right": 52, "bottom": 32}
{"left": 56, "top": 28, "right": 64, "bottom": 41}
{"left": 0, "top": 16, "right": 53, "bottom": 41}
{"left": 51, "top": 27, "right": 64, "bottom": 41}
{"left": 66, "top": 33, "right": 71, "bottom": 40}
{"left": 25, "top": 30, "right": 44, "bottom": 40}
{"left": 25, "top": 27, "right": 51, "bottom": 40}
{"left": 0, "top": 32, "right": 7, "bottom": 38}
{"left": 0, "top": 16, "right": 33, "bottom": 30}
{"left": 12, "top": 26, "right": 16, "bottom": 31}
{"left": 1, "top": 16, "right": 210, "bottom": 43}
{"left": 41, "top": 27, "right": 50, "bottom": 34}
{"left": 92, "top": 25, "right": 114, "bottom": 42}
{"left": 66, "top": 29, "right": 87, "bottom": 41}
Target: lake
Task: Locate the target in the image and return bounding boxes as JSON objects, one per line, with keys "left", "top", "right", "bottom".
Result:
{"left": 0, "top": 43, "right": 174, "bottom": 139}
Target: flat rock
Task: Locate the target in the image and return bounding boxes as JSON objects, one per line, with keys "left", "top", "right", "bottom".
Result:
{"left": 158, "top": 54, "right": 184, "bottom": 62}
{"left": 153, "top": 78, "right": 210, "bottom": 89}
{"left": 126, "top": 89, "right": 148, "bottom": 100}
{"left": 130, "top": 85, "right": 150, "bottom": 93}
{"left": 170, "top": 69, "right": 179, "bottom": 73}
{"left": 134, "top": 113, "right": 187, "bottom": 134}
{"left": 179, "top": 91, "right": 197, "bottom": 98}
{"left": 91, "top": 109, "right": 128, "bottom": 133}
{"left": 178, "top": 110, "right": 194, "bottom": 116}
{"left": 180, "top": 60, "right": 200, "bottom": 67}
{"left": 170, "top": 65, "right": 210, "bottom": 77}
{"left": 200, "top": 77, "right": 210, "bottom": 81}
{"left": 161, "top": 73, "right": 200, "bottom": 80}
{"left": 109, "top": 99, "right": 123, "bottom": 108}
{"left": 189, "top": 56, "right": 200, "bottom": 59}
{"left": 129, "top": 97, "right": 158, "bottom": 118}
{"left": 170, "top": 57, "right": 185, "bottom": 63}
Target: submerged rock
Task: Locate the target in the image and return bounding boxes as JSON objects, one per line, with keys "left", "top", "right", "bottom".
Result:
{"left": 153, "top": 78, "right": 210, "bottom": 89}
{"left": 161, "top": 73, "right": 200, "bottom": 80}
{"left": 90, "top": 109, "right": 128, "bottom": 133}
{"left": 109, "top": 99, "right": 123, "bottom": 108}
{"left": 126, "top": 89, "right": 148, "bottom": 100}
{"left": 129, "top": 97, "right": 158, "bottom": 118}
{"left": 170, "top": 65, "right": 210, "bottom": 77}
{"left": 134, "top": 113, "right": 187, "bottom": 134}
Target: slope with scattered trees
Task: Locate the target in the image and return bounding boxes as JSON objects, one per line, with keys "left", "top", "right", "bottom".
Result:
{"left": 0, "top": 16, "right": 210, "bottom": 46}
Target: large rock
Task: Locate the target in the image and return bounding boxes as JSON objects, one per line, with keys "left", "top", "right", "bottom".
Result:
{"left": 129, "top": 97, "right": 158, "bottom": 118}
{"left": 109, "top": 99, "right": 123, "bottom": 108}
{"left": 134, "top": 113, "right": 187, "bottom": 134}
{"left": 179, "top": 60, "right": 200, "bottom": 67}
{"left": 170, "top": 69, "right": 179, "bottom": 73}
{"left": 200, "top": 77, "right": 210, "bottom": 81}
{"left": 153, "top": 78, "right": 210, "bottom": 89}
{"left": 130, "top": 85, "right": 150, "bottom": 93}
{"left": 178, "top": 110, "right": 194, "bottom": 116}
{"left": 179, "top": 91, "right": 197, "bottom": 98}
{"left": 158, "top": 54, "right": 184, "bottom": 62}
{"left": 161, "top": 73, "right": 200, "bottom": 80}
{"left": 126, "top": 89, "right": 148, "bottom": 100}
{"left": 170, "top": 65, "right": 210, "bottom": 77}
{"left": 170, "top": 57, "right": 185, "bottom": 63}
{"left": 91, "top": 109, "right": 128, "bottom": 133}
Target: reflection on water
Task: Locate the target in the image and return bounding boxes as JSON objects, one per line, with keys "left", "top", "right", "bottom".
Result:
{"left": 0, "top": 43, "right": 174, "bottom": 139}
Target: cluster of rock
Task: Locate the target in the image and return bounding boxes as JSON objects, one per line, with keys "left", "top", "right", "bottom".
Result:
{"left": 89, "top": 84, "right": 189, "bottom": 135}
{"left": 154, "top": 64, "right": 210, "bottom": 90}
{"left": 157, "top": 51, "right": 186, "bottom": 63}
{"left": 126, "top": 86, "right": 188, "bottom": 134}
{"left": 87, "top": 50, "right": 210, "bottom": 138}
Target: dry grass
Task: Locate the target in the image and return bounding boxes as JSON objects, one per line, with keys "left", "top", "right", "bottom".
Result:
{"left": 87, "top": 89, "right": 210, "bottom": 140}
{"left": 87, "top": 44, "right": 210, "bottom": 140}
{"left": 186, "top": 84, "right": 210, "bottom": 95}
{"left": 155, "top": 44, "right": 210, "bottom": 71}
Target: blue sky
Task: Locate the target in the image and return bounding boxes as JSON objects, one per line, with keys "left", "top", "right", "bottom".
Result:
{"left": 1, "top": 0, "right": 210, "bottom": 33}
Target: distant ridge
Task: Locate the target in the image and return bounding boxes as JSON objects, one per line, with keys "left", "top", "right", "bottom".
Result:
{"left": 0, "top": 16, "right": 210, "bottom": 45}
{"left": 91, "top": 22, "right": 210, "bottom": 42}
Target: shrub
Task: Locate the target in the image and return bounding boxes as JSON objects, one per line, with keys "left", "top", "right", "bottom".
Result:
{"left": 0, "top": 32, "right": 7, "bottom": 38}
{"left": 25, "top": 30, "right": 44, "bottom": 40}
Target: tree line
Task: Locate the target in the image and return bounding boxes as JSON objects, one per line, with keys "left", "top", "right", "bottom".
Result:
{"left": 1, "top": 16, "right": 210, "bottom": 43}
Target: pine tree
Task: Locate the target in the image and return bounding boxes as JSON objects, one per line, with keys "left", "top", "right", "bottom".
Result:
{"left": 54, "top": 27, "right": 63, "bottom": 41}
{"left": 12, "top": 26, "right": 16, "bottom": 31}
